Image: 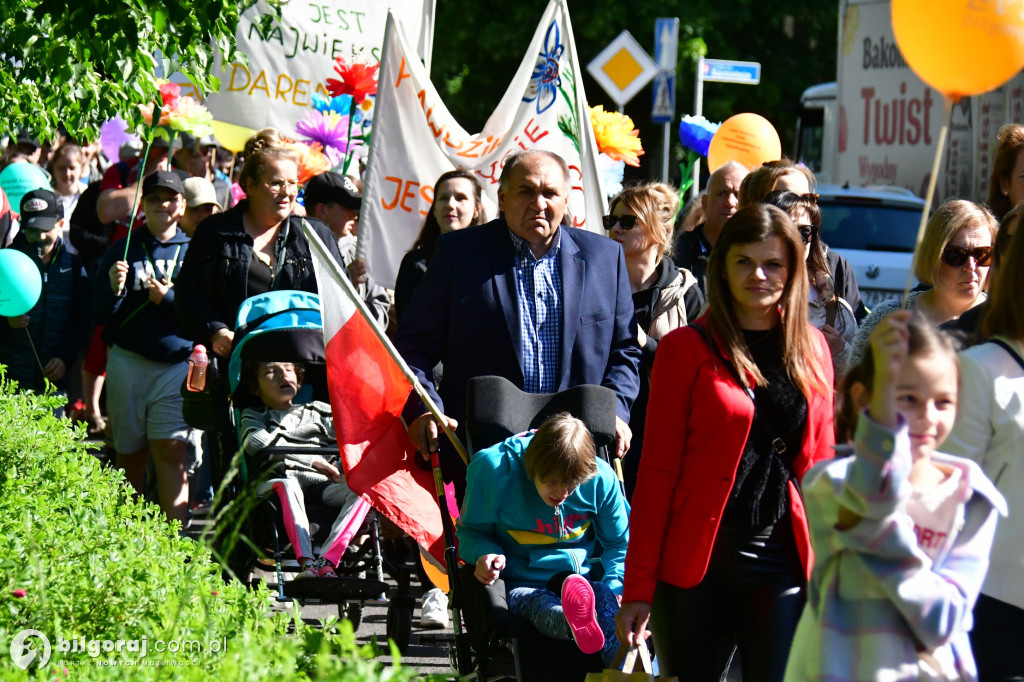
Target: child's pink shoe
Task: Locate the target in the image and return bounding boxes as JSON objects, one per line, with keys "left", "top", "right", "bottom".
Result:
{"left": 561, "top": 575, "right": 604, "bottom": 655}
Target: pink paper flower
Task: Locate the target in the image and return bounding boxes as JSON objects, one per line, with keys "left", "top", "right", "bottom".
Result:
{"left": 159, "top": 82, "right": 181, "bottom": 107}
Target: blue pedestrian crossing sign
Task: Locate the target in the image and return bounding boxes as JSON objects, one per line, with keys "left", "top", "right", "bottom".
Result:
{"left": 651, "top": 73, "right": 675, "bottom": 123}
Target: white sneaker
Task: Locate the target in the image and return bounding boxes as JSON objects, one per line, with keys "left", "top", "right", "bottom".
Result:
{"left": 420, "top": 587, "right": 449, "bottom": 629}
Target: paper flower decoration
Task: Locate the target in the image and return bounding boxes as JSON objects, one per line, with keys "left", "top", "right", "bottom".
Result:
{"left": 677, "top": 115, "right": 720, "bottom": 157}
{"left": 138, "top": 101, "right": 170, "bottom": 127}
{"left": 295, "top": 110, "right": 359, "bottom": 167}
{"left": 326, "top": 57, "right": 379, "bottom": 105}
{"left": 589, "top": 106, "right": 644, "bottom": 167}
{"left": 167, "top": 95, "right": 214, "bottom": 138}
{"left": 596, "top": 153, "right": 626, "bottom": 199}
{"left": 288, "top": 141, "right": 332, "bottom": 185}
{"left": 159, "top": 82, "right": 181, "bottom": 107}
{"left": 313, "top": 92, "right": 353, "bottom": 117}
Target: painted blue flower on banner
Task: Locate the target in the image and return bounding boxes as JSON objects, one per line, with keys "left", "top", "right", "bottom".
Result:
{"left": 523, "top": 20, "right": 564, "bottom": 115}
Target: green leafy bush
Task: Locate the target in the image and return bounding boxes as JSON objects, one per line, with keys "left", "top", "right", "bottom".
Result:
{"left": 0, "top": 372, "right": 436, "bottom": 680}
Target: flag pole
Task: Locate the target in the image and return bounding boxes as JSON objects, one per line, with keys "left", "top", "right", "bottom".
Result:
{"left": 303, "top": 221, "right": 470, "bottom": 465}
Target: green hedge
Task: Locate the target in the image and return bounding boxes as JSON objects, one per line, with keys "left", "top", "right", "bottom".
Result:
{"left": 0, "top": 372, "right": 439, "bottom": 680}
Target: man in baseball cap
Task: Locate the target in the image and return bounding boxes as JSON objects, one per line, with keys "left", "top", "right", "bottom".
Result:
{"left": 1, "top": 188, "right": 89, "bottom": 397}
{"left": 303, "top": 171, "right": 361, "bottom": 239}
{"left": 179, "top": 177, "right": 222, "bottom": 237}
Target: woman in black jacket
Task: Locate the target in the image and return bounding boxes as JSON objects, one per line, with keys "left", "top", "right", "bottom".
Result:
{"left": 174, "top": 130, "right": 343, "bottom": 358}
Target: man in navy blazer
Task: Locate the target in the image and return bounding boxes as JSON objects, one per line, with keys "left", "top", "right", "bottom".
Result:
{"left": 394, "top": 150, "right": 641, "bottom": 479}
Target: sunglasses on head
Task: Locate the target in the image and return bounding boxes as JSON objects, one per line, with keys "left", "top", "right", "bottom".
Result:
{"left": 603, "top": 214, "right": 639, "bottom": 231}
{"left": 797, "top": 224, "right": 818, "bottom": 244}
{"left": 941, "top": 245, "right": 992, "bottom": 268}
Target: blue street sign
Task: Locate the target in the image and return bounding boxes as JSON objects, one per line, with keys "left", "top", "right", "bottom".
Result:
{"left": 651, "top": 72, "right": 675, "bottom": 123}
{"left": 654, "top": 18, "right": 679, "bottom": 71}
{"left": 701, "top": 59, "right": 761, "bottom": 84}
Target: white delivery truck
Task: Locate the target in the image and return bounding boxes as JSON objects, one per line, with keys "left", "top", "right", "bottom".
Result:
{"left": 794, "top": 0, "right": 1024, "bottom": 308}
{"left": 796, "top": 0, "right": 1024, "bottom": 204}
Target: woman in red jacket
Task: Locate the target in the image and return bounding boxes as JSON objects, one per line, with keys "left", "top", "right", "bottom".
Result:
{"left": 616, "top": 204, "right": 834, "bottom": 681}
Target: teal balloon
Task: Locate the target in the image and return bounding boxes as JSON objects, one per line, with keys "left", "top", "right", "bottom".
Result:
{"left": 0, "top": 162, "right": 51, "bottom": 211}
{"left": 0, "top": 249, "right": 42, "bottom": 316}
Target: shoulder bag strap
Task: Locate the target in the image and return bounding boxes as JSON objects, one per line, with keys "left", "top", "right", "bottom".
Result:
{"left": 987, "top": 338, "right": 1024, "bottom": 373}
{"left": 825, "top": 296, "right": 838, "bottom": 328}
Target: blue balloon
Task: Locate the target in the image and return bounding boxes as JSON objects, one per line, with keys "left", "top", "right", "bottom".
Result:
{"left": 0, "top": 249, "right": 42, "bottom": 317}
{"left": 0, "top": 162, "right": 51, "bottom": 211}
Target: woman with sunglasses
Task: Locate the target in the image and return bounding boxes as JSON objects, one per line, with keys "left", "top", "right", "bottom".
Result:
{"left": 605, "top": 182, "right": 704, "bottom": 499}
{"left": 849, "top": 199, "right": 997, "bottom": 366}
{"left": 763, "top": 190, "right": 857, "bottom": 375}
{"left": 617, "top": 204, "right": 834, "bottom": 681}
{"left": 739, "top": 160, "right": 867, "bottom": 321}
{"left": 175, "top": 129, "right": 344, "bottom": 359}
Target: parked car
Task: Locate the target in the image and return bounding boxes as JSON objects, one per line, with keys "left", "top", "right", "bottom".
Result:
{"left": 816, "top": 184, "right": 928, "bottom": 310}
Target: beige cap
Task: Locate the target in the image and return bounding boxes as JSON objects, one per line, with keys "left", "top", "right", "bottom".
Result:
{"left": 182, "top": 177, "right": 221, "bottom": 209}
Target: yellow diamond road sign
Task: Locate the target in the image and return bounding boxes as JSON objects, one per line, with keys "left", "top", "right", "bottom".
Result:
{"left": 587, "top": 31, "right": 660, "bottom": 108}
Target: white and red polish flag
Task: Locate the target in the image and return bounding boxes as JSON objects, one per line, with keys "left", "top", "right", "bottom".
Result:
{"left": 304, "top": 221, "right": 449, "bottom": 564}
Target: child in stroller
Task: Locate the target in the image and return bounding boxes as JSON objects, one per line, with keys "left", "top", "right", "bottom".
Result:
{"left": 239, "top": 359, "right": 363, "bottom": 579}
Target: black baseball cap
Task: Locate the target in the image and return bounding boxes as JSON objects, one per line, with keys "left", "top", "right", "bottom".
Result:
{"left": 304, "top": 172, "right": 361, "bottom": 212}
{"left": 142, "top": 170, "right": 185, "bottom": 198}
{"left": 20, "top": 189, "right": 64, "bottom": 231}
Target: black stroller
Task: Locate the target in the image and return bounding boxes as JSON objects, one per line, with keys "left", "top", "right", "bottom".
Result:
{"left": 188, "top": 290, "right": 417, "bottom": 649}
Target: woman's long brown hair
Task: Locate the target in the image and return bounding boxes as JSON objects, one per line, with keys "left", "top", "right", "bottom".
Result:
{"left": 704, "top": 203, "right": 829, "bottom": 398}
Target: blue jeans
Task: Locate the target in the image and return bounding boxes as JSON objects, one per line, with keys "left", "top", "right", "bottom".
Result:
{"left": 507, "top": 579, "right": 620, "bottom": 666}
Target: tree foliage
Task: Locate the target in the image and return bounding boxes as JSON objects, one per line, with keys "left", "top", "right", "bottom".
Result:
{"left": 433, "top": 0, "right": 838, "bottom": 180}
{"left": 0, "top": 0, "right": 267, "bottom": 142}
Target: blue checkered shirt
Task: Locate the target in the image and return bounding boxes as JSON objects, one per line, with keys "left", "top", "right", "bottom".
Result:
{"left": 508, "top": 228, "right": 562, "bottom": 393}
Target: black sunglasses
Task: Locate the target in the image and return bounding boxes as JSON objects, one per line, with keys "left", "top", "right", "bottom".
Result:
{"left": 941, "top": 245, "right": 992, "bottom": 268}
{"left": 603, "top": 214, "right": 639, "bottom": 231}
{"left": 797, "top": 224, "right": 819, "bottom": 245}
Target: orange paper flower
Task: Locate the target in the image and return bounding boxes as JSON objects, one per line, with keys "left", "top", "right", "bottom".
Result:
{"left": 138, "top": 101, "right": 170, "bottom": 127}
{"left": 326, "top": 57, "right": 379, "bottom": 105}
{"left": 288, "top": 141, "right": 331, "bottom": 185}
{"left": 589, "top": 105, "right": 644, "bottom": 167}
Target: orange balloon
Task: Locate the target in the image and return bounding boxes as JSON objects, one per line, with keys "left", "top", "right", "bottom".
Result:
{"left": 892, "top": 0, "right": 1024, "bottom": 98}
{"left": 706, "top": 113, "right": 782, "bottom": 172}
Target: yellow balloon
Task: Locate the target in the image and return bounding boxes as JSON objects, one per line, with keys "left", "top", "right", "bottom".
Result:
{"left": 706, "top": 113, "right": 782, "bottom": 172}
{"left": 892, "top": 0, "right": 1024, "bottom": 98}
{"left": 210, "top": 120, "right": 256, "bottom": 153}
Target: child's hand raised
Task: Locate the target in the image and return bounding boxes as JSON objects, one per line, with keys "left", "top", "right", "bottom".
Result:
{"left": 867, "top": 309, "right": 913, "bottom": 429}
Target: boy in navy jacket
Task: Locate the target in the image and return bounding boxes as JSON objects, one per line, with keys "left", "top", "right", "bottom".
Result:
{"left": 92, "top": 170, "right": 193, "bottom": 526}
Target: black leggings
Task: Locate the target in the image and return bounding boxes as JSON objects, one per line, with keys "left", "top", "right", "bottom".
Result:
{"left": 649, "top": 523, "right": 806, "bottom": 682}
{"left": 971, "top": 593, "right": 1024, "bottom": 681}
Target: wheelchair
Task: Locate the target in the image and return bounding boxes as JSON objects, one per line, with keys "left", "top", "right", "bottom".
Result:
{"left": 451, "top": 375, "right": 620, "bottom": 682}
{"left": 184, "top": 290, "right": 417, "bottom": 649}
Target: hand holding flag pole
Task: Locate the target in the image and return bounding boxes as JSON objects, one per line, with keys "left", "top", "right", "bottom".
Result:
{"left": 302, "top": 221, "right": 469, "bottom": 466}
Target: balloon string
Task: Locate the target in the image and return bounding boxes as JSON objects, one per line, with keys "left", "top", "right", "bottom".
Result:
{"left": 901, "top": 95, "right": 954, "bottom": 309}
{"left": 23, "top": 327, "right": 45, "bottom": 377}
